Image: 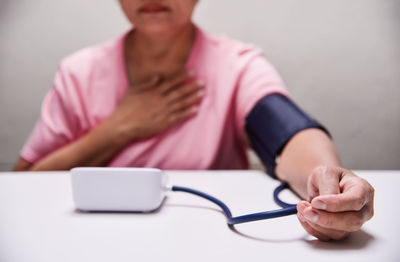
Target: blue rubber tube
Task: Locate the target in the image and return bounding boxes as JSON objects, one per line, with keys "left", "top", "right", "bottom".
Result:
{"left": 172, "top": 183, "right": 297, "bottom": 225}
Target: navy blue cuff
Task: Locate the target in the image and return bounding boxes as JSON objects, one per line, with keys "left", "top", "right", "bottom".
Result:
{"left": 245, "top": 94, "right": 330, "bottom": 178}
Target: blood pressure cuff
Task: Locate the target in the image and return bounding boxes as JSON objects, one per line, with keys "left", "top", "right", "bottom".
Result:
{"left": 245, "top": 93, "right": 330, "bottom": 178}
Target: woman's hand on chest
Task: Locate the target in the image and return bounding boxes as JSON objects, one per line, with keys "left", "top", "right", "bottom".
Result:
{"left": 104, "top": 69, "right": 205, "bottom": 143}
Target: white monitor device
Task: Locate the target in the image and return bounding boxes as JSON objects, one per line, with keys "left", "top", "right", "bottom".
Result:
{"left": 70, "top": 167, "right": 167, "bottom": 212}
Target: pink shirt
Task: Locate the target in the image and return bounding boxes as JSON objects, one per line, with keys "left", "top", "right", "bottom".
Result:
{"left": 21, "top": 27, "right": 288, "bottom": 170}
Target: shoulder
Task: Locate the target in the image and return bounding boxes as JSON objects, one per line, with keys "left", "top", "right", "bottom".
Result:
{"left": 199, "top": 27, "right": 264, "bottom": 64}
{"left": 50, "top": 33, "right": 127, "bottom": 112}
{"left": 195, "top": 27, "right": 269, "bottom": 80}
{"left": 58, "top": 33, "right": 125, "bottom": 79}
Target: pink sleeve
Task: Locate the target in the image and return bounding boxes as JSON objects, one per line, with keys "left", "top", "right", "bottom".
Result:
{"left": 20, "top": 65, "right": 80, "bottom": 163}
{"left": 235, "top": 52, "right": 289, "bottom": 133}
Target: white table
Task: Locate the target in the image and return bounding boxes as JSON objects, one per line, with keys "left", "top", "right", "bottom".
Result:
{"left": 0, "top": 170, "right": 398, "bottom": 262}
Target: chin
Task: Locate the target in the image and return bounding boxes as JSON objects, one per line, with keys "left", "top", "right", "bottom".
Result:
{"left": 139, "top": 23, "right": 173, "bottom": 33}
{"left": 135, "top": 20, "right": 188, "bottom": 35}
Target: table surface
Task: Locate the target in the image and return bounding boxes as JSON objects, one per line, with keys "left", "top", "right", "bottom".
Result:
{"left": 0, "top": 170, "right": 399, "bottom": 262}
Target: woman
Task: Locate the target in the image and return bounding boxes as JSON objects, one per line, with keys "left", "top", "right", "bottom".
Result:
{"left": 14, "top": 0, "right": 374, "bottom": 241}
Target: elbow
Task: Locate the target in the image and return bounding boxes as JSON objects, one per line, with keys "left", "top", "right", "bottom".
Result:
{"left": 13, "top": 158, "right": 34, "bottom": 172}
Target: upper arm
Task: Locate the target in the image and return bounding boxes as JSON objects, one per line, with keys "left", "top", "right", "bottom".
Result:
{"left": 243, "top": 93, "right": 332, "bottom": 177}
{"left": 19, "top": 64, "right": 80, "bottom": 164}
{"left": 235, "top": 51, "right": 289, "bottom": 141}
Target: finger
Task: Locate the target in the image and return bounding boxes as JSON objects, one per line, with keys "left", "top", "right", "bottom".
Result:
{"left": 313, "top": 165, "right": 341, "bottom": 196}
{"left": 159, "top": 70, "right": 195, "bottom": 95}
{"left": 133, "top": 75, "right": 161, "bottom": 91}
{"left": 297, "top": 202, "right": 349, "bottom": 240}
{"left": 168, "top": 107, "right": 198, "bottom": 124}
{"left": 168, "top": 91, "right": 203, "bottom": 113}
{"left": 297, "top": 206, "right": 331, "bottom": 241}
{"left": 307, "top": 166, "right": 330, "bottom": 201}
{"left": 307, "top": 177, "right": 319, "bottom": 202}
{"left": 166, "top": 80, "right": 204, "bottom": 105}
{"left": 298, "top": 212, "right": 349, "bottom": 241}
{"left": 169, "top": 84, "right": 204, "bottom": 112}
{"left": 311, "top": 174, "right": 374, "bottom": 212}
{"left": 300, "top": 201, "right": 372, "bottom": 232}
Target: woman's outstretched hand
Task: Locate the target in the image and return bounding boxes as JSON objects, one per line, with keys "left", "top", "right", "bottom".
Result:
{"left": 296, "top": 166, "right": 375, "bottom": 241}
{"left": 106, "top": 69, "right": 204, "bottom": 142}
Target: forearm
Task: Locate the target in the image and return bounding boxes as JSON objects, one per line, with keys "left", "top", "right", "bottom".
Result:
{"left": 29, "top": 120, "right": 132, "bottom": 171}
{"left": 275, "top": 128, "right": 341, "bottom": 199}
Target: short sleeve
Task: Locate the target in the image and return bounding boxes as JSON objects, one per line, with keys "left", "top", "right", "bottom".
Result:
{"left": 235, "top": 52, "right": 289, "bottom": 133}
{"left": 20, "top": 65, "right": 80, "bottom": 163}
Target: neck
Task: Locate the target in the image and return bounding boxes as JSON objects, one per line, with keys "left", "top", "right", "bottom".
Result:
{"left": 126, "top": 23, "right": 196, "bottom": 69}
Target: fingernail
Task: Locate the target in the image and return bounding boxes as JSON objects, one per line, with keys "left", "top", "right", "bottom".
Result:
{"left": 313, "top": 200, "right": 327, "bottom": 210}
{"left": 197, "top": 90, "right": 204, "bottom": 97}
{"left": 188, "top": 70, "right": 195, "bottom": 76}
{"left": 304, "top": 207, "right": 319, "bottom": 223}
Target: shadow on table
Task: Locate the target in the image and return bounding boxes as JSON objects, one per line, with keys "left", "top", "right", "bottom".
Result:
{"left": 228, "top": 224, "right": 307, "bottom": 243}
{"left": 71, "top": 200, "right": 375, "bottom": 249}
{"left": 167, "top": 203, "right": 375, "bottom": 248}
{"left": 305, "top": 230, "right": 375, "bottom": 250}
{"left": 166, "top": 203, "right": 306, "bottom": 243}
{"left": 230, "top": 222, "right": 374, "bottom": 248}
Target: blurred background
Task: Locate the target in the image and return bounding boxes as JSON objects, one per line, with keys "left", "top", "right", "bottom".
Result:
{"left": 0, "top": 0, "right": 399, "bottom": 171}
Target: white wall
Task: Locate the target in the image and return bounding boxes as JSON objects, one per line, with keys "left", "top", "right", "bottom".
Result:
{"left": 0, "top": 0, "right": 399, "bottom": 171}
